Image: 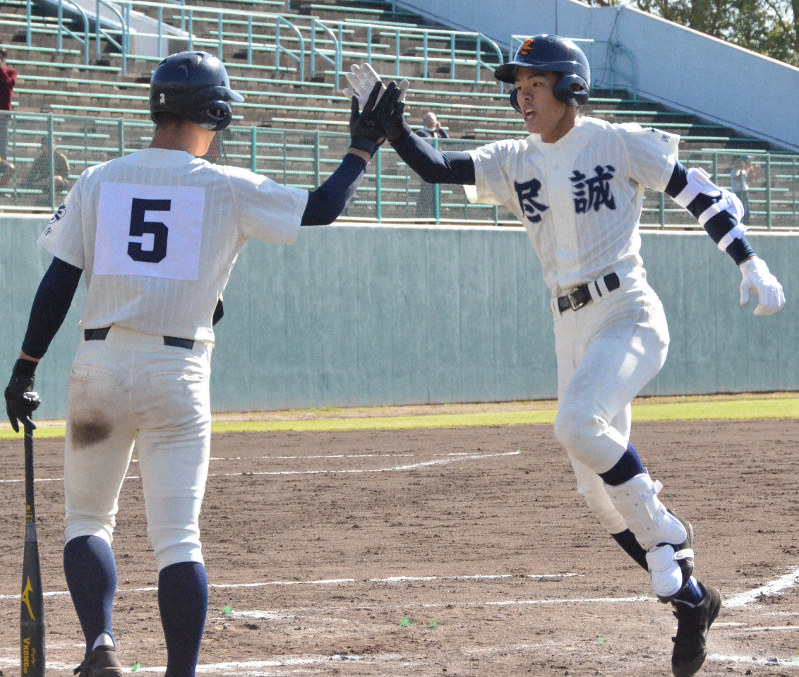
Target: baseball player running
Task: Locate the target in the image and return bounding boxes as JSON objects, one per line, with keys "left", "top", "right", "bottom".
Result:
{"left": 4, "top": 51, "right": 386, "bottom": 677}
{"left": 345, "top": 35, "right": 785, "bottom": 676}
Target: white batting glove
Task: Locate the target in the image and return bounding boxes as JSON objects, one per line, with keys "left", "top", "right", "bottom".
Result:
{"left": 342, "top": 63, "right": 410, "bottom": 108}
{"left": 342, "top": 63, "right": 385, "bottom": 107}
{"left": 739, "top": 256, "right": 785, "bottom": 316}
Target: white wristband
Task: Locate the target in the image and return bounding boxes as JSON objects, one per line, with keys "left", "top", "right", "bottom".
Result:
{"left": 717, "top": 223, "right": 748, "bottom": 251}
{"left": 673, "top": 167, "right": 717, "bottom": 208}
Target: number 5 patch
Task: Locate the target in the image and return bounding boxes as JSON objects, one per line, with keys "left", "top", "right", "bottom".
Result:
{"left": 95, "top": 183, "right": 205, "bottom": 280}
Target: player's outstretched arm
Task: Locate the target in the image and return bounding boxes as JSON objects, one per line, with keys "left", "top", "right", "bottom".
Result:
{"left": 374, "top": 81, "right": 475, "bottom": 185}
{"left": 665, "top": 162, "right": 785, "bottom": 315}
{"left": 341, "top": 63, "right": 475, "bottom": 185}
{"left": 302, "top": 81, "right": 385, "bottom": 226}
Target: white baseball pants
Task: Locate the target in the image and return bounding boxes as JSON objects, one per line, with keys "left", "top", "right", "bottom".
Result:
{"left": 63, "top": 326, "right": 213, "bottom": 570}
{"left": 551, "top": 271, "right": 670, "bottom": 534}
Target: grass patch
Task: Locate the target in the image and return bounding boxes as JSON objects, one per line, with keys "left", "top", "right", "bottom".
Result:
{"left": 1, "top": 393, "right": 796, "bottom": 440}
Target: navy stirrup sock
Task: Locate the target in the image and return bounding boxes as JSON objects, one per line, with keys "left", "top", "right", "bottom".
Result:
{"left": 159, "top": 561, "right": 208, "bottom": 677}
{"left": 605, "top": 445, "right": 649, "bottom": 571}
{"left": 613, "top": 529, "right": 704, "bottom": 604}
{"left": 63, "top": 535, "right": 117, "bottom": 652}
{"left": 612, "top": 529, "right": 649, "bottom": 570}
{"left": 673, "top": 577, "right": 704, "bottom": 606}
{"left": 599, "top": 443, "right": 646, "bottom": 486}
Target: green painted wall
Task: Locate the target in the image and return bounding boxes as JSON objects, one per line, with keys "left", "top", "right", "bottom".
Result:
{"left": 1, "top": 215, "right": 795, "bottom": 419}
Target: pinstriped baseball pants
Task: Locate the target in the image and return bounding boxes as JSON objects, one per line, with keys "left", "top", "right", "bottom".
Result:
{"left": 63, "top": 326, "right": 213, "bottom": 570}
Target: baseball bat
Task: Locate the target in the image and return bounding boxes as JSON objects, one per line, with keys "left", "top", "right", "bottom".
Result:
{"left": 20, "top": 422, "right": 45, "bottom": 677}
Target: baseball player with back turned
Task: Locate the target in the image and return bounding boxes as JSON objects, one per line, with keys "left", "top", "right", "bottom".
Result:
{"left": 344, "top": 35, "right": 786, "bottom": 676}
{"left": 3, "top": 51, "right": 387, "bottom": 677}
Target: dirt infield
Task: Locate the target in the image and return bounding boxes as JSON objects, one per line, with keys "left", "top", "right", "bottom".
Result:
{"left": 0, "top": 419, "right": 798, "bottom": 676}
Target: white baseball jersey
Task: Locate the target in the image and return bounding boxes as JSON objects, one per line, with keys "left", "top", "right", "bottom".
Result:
{"left": 464, "top": 116, "right": 679, "bottom": 295}
{"left": 38, "top": 148, "right": 308, "bottom": 343}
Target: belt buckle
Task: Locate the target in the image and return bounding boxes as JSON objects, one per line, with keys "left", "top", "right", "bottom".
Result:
{"left": 567, "top": 290, "right": 586, "bottom": 311}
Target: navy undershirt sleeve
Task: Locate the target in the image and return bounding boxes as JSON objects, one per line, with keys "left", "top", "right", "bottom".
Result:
{"left": 665, "top": 161, "right": 755, "bottom": 265}
{"left": 302, "top": 153, "right": 368, "bottom": 226}
{"left": 21, "top": 257, "right": 82, "bottom": 359}
{"left": 390, "top": 131, "right": 475, "bottom": 185}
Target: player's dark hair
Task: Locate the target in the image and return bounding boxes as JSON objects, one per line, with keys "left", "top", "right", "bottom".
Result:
{"left": 151, "top": 111, "right": 187, "bottom": 128}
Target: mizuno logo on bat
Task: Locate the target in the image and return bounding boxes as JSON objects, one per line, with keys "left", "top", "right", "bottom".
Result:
{"left": 21, "top": 576, "right": 36, "bottom": 621}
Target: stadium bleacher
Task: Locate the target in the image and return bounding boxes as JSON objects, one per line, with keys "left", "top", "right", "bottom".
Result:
{"left": 0, "top": 0, "right": 791, "bottom": 227}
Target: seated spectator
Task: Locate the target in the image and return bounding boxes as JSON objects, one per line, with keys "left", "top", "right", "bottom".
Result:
{"left": 25, "top": 136, "right": 70, "bottom": 192}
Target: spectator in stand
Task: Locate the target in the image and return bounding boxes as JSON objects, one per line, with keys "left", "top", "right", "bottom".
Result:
{"left": 25, "top": 135, "right": 71, "bottom": 192}
{"left": 415, "top": 111, "right": 449, "bottom": 140}
{"left": 730, "top": 155, "right": 761, "bottom": 224}
{"left": 0, "top": 46, "right": 17, "bottom": 183}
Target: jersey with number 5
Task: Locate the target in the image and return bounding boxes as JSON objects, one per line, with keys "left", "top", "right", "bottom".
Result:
{"left": 38, "top": 148, "right": 308, "bottom": 342}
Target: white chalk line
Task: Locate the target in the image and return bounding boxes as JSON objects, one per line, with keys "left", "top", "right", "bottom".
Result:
{"left": 220, "top": 450, "right": 522, "bottom": 476}
{"left": 723, "top": 565, "right": 799, "bottom": 608}
{"left": 0, "top": 572, "right": 580, "bottom": 601}
{"left": 708, "top": 653, "right": 799, "bottom": 668}
{"left": 0, "top": 653, "right": 396, "bottom": 674}
{"left": 211, "top": 452, "right": 418, "bottom": 461}
{"left": 0, "top": 450, "right": 519, "bottom": 484}
{"left": 485, "top": 595, "right": 652, "bottom": 606}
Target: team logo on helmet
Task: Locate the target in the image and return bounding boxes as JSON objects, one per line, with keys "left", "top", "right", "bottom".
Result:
{"left": 519, "top": 38, "right": 536, "bottom": 56}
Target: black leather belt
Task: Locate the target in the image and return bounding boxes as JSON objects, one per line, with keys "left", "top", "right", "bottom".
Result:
{"left": 556, "top": 272, "right": 620, "bottom": 313}
{"left": 84, "top": 327, "right": 195, "bottom": 350}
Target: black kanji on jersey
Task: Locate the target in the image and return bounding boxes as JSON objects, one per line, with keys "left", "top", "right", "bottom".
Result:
{"left": 514, "top": 178, "right": 549, "bottom": 223}
{"left": 570, "top": 165, "right": 616, "bottom": 213}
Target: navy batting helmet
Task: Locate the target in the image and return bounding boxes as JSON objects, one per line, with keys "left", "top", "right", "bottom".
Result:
{"left": 494, "top": 34, "right": 590, "bottom": 109}
{"left": 149, "top": 51, "right": 244, "bottom": 132}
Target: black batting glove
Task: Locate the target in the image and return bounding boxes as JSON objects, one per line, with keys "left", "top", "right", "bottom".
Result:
{"left": 373, "top": 81, "right": 412, "bottom": 144}
{"left": 349, "top": 81, "right": 386, "bottom": 156}
{"left": 5, "top": 359, "right": 40, "bottom": 432}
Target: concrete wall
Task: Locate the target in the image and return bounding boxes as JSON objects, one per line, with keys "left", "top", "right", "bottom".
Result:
{"left": 2, "top": 215, "right": 796, "bottom": 420}
{"left": 397, "top": 0, "right": 799, "bottom": 151}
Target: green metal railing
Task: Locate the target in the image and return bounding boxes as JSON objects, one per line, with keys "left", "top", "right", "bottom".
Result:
{"left": 2, "top": 112, "right": 797, "bottom": 231}
{"left": 28, "top": 1, "right": 504, "bottom": 88}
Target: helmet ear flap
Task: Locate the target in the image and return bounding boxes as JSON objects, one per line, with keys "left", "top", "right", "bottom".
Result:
{"left": 553, "top": 74, "right": 590, "bottom": 106}
{"left": 201, "top": 101, "right": 233, "bottom": 132}
{"left": 509, "top": 88, "right": 521, "bottom": 113}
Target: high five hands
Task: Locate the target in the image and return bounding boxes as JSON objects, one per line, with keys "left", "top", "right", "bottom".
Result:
{"left": 344, "top": 63, "right": 411, "bottom": 154}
